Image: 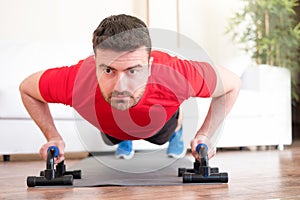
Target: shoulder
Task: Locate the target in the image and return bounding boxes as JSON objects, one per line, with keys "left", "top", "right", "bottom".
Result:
{"left": 150, "top": 50, "right": 174, "bottom": 63}
{"left": 42, "top": 55, "right": 95, "bottom": 77}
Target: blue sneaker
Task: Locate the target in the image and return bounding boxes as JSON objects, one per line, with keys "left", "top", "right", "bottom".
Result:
{"left": 115, "top": 140, "right": 134, "bottom": 159}
{"left": 167, "top": 127, "right": 186, "bottom": 158}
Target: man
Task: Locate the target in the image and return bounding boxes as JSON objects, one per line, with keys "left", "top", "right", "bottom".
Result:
{"left": 19, "top": 14, "right": 241, "bottom": 163}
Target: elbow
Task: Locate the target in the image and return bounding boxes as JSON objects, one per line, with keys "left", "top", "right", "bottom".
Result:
{"left": 19, "top": 78, "right": 27, "bottom": 96}
{"left": 229, "top": 74, "right": 242, "bottom": 99}
{"left": 18, "top": 71, "right": 46, "bottom": 103}
{"left": 19, "top": 74, "right": 38, "bottom": 100}
{"left": 235, "top": 76, "right": 242, "bottom": 93}
{"left": 19, "top": 76, "right": 32, "bottom": 97}
{"left": 19, "top": 71, "right": 43, "bottom": 98}
{"left": 212, "top": 65, "right": 242, "bottom": 98}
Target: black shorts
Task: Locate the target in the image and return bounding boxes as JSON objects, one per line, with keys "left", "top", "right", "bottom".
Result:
{"left": 101, "top": 109, "right": 180, "bottom": 146}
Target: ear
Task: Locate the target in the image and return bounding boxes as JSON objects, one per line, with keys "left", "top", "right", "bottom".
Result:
{"left": 148, "top": 57, "right": 153, "bottom": 76}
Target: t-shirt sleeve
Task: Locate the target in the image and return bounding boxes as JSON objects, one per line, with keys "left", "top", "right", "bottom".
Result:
{"left": 151, "top": 50, "right": 217, "bottom": 99}
{"left": 39, "top": 60, "right": 83, "bottom": 106}
{"left": 185, "top": 60, "right": 217, "bottom": 97}
{"left": 168, "top": 55, "right": 217, "bottom": 98}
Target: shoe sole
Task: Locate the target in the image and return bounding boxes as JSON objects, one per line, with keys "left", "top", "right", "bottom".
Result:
{"left": 115, "top": 151, "right": 135, "bottom": 160}
{"left": 167, "top": 150, "right": 186, "bottom": 159}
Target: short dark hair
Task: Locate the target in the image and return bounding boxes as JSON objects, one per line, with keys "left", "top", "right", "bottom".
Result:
{"left": 92, "top": 14, "right": 151, "bottom": 57}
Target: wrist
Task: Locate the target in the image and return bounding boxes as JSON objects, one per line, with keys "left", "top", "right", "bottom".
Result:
{"left": 47, "top": 135, "right": 63, "bottom": 142}
{"left": 193, "top": 132, "right": 211, "bottom": 147}
{"left": 42, "top": 126, "right": 62, "bottom": 142}
{"left": 195, "top": 131, "right": 208, "bottom": 139}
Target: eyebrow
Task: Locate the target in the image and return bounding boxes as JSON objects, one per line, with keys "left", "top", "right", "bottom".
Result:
{"left": 98, "top": 64, "right": 115, "bottom": 70}
{"left": 98, "top": 64, "right": 143, "bottom": 71}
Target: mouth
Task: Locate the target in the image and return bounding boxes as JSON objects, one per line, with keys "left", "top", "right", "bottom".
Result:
{"left": 110, "top": 91, "right": 132, "bottom": 101}
{"left": 111, "top": 95, "right": 131, "bottom": 100}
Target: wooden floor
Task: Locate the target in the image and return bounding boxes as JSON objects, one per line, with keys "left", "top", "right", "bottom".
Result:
{"left": 1, "top": 142, "right": 300, "bottom": 200}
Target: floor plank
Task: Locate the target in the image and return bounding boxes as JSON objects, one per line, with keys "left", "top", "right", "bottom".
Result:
{"left": 1, "top": 144, "right": 300, "bottom": 200}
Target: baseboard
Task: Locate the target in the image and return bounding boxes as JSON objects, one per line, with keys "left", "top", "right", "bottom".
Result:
{"left": 0, "top": 152, "right": 89, "bottom": 162}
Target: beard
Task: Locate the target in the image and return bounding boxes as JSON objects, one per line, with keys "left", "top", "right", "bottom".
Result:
{"left": 111, "top": 99, "right": 133, "bottom": 111}
{"left": 103, "top": 88, "right": 145, "bottom": 111}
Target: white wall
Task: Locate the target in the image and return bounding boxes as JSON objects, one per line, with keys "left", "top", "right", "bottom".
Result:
{"left": 0, "top": 0, "right": 249, "bottom": 66}
{"left": 0, "top": 0, "right": 147, "bottom": 42}
{"left": 0, "top": 0, "right": 148, "bottom": 96}
{"left": 149, "top": 0, "right": 251, "bottom": 69}
{"left": 0, "top": 0, "right": 149, "bottom": 120}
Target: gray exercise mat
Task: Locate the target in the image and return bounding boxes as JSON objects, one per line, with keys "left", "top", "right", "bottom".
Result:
{"left": 69, "top": 149, "right": 195, "bottom": 187}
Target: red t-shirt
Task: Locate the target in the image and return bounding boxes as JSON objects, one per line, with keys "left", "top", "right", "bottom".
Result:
{"left": 39, "top": 50, "right": 216, "bottom": 140}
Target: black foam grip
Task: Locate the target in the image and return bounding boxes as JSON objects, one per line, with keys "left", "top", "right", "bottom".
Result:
{"left": 65, "top": 170, "right": 82, "bottom": 179}
{"left": 183, "top": 172, "right": 228, "bottom": 183}
{"left": 27, "top": 175, "right": 73, "bottom": 187}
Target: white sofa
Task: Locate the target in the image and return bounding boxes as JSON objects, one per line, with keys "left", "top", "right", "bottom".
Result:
{"left": 0, "top": 41, "right": 292, "bottom": 158}
{"left": 182, "top": 65, "right": 292, "bottom": 150}
{"left": 0, "top": 40, "right": 90, "bottom": 155}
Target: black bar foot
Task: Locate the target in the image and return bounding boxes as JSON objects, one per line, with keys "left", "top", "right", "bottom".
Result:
{"left": 3, "top": 155, "right": 10, "bottom": 162}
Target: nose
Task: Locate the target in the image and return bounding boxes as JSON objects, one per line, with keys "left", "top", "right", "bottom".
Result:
{"left": 114, "top": 72, "right": 128, "bottom": 91}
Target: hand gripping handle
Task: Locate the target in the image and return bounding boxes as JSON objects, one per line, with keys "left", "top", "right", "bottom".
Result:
{"left": 47, "top": 146, "right": 59, "bottom": 157}
{"left": 46, "top": 146, "right": 59, "bottom": 177}
{"left": 196, "top": 143, "right": 208, "bottom": 158}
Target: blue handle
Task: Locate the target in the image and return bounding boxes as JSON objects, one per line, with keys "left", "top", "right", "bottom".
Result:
{"left": 196, "top": 143, "right": 208, "bottom": 154}
{"left": 47, "top": 146, "right": 59, "bottom": 157}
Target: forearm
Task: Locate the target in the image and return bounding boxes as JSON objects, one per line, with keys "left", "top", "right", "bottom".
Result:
{"left": 190, "top": 86, "right": 240, "bottom": 160}
{"left": 19, "top": 71, "right": 65, "bottom": 162}
{"left": 20, "top": 92, "right": 62, "bottom": 141}
{"left": 196, "top": 86, "right": 240, "bottom": 139}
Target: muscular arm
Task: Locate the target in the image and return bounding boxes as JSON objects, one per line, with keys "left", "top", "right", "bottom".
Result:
{"left": 19, "top": 71, "right": 65, "bottom": 163}
{"left": 191, "top": 65, "right": 241, "bottom": 159}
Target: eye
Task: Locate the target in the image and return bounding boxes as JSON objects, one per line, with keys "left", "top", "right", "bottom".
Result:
{"left": 104, "top": 68, "right": 113, "bottom": 74}
{"left": 128, "top": 69, "right": 137, "bottom": 75}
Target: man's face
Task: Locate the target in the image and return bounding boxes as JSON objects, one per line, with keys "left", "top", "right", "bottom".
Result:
{"left": 95, "top": 47, "right": 151, "bottom": 111}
